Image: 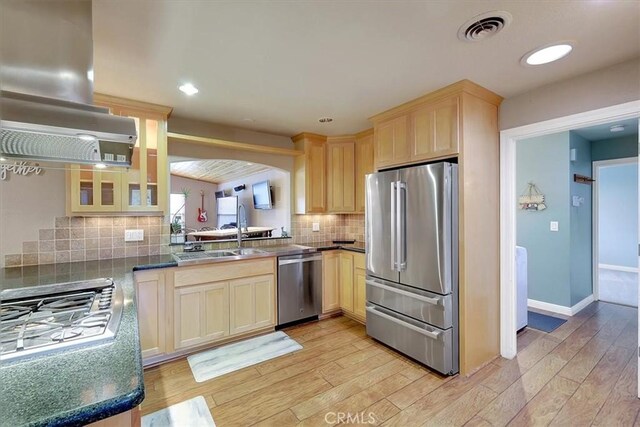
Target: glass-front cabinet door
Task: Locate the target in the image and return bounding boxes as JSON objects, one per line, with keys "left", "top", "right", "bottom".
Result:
{"left": 67, "top": 95, "right": 172, "bottom": 215}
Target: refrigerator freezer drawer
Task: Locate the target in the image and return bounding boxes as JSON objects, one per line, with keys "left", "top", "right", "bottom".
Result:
{"left": 366, "top": 303, "right": 458, "bottom": 375}
{"left": 366, "top": 277, "right": 453, "bottom": 329}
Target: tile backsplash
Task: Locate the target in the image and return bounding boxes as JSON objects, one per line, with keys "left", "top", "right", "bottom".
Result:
{"left": 4, "top": 216, "right": 170, "bottom": 267}
{"left": 290, "top": 214, "right": 364, "bottom": 244}
{"left": 3, "top": 213, "right": 364, "bottom": 268}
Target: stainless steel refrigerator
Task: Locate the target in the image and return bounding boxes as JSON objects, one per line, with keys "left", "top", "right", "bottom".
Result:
{"left": 365, "top": 162, "right": 458, "bottom": 375}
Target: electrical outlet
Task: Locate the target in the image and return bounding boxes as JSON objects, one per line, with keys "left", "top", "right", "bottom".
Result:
{"left": 550, "top": 221, "right": 559, "bottom": 232}
{"left": 124, "top": 229, "right": 144, "bottom": 242}
{"left": 312, "top": 222, "right": 320, "bottom": 232}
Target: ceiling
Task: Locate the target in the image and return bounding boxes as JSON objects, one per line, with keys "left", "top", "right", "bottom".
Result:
{"left": 170, "top": 160, "right": 271, "bottom": 184}
{"left": 573, "top": 118, "right": 639, "bottom": 141}
{"left": 93, "top": 1, "right": 640, "bottom": 137}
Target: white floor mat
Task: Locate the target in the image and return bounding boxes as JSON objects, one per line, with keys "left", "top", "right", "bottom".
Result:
{"left": 187, "top": 331, "right": 302, "bottom": 383}
{"left": 141, "top": 396, "right": 215, "bottom": 427}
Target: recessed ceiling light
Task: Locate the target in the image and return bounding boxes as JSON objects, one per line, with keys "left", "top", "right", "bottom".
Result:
{"left": 178, "top": 83, "right": 199, "bottom": 96}
{"left": 522, "top": 43, "right": 573, "bottom": 66}
{"left": 0, "top": 157, "right": 6, "bottom": 161}
{"left": 318, "top": 117, "right": 333, "bottom": 123}
{"left": 95, "top": 163, "right": 107, "bottom": 169}
{"left": 247, "top": 162, "right": 253, "bottom": 166}
{"left": 610, "top": 125, "right": 625, "bottom": 133}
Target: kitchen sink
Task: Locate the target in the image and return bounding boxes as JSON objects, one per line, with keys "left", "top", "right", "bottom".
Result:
{"left": 230, "top": 248, "right": 266, "bottom": 255}
{"left": 172, "top": 250, "right": 236, "bottom": 262}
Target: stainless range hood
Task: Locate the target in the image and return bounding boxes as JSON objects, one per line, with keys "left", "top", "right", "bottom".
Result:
{"left": 0, "top": 0, "right": 137, "bottom": 167}
{"left": 1, "top": 92, "right": 136, "bottom": 166}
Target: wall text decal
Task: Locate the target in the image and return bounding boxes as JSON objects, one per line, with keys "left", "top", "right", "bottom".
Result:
{"left": 0, "top": 161, "right": 44, "bottom": 181}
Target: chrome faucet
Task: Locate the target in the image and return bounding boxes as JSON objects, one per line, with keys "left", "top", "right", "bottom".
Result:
{"left": 236, "top": 204, "right": 247, "bottom": 248}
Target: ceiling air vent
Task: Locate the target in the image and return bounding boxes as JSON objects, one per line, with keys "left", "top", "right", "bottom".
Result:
{"left": 458, "top": 11, "right": 512, "bottom": 42}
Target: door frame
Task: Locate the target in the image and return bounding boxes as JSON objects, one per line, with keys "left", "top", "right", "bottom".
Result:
{"left": 592, "top": 156, "right": 638, "bottom": 302}
{"left": 499, "top": 100, "right": 640, "bottom": 360}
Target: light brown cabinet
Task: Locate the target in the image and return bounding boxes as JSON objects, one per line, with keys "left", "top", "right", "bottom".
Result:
{"left": 410, "top": 95, "right": 459, "bottom": 161}
{"left": 322, "top": 250, "right": 366, "bottom": 323}
{"left": 339, "top": 252, "right": 355, "bottom": 313}
{"left": 135, "top": 257, "right": 277, "bottom": 364}
{"left": 174, "top": 281, "right": 229, "bottom": 350}
{"left": 322, "top": 251, "right": 340, "bottom": 313}
{"left": 229, "top": 275, "right": 275, "bottom": 335}
{"left": 327, "top": 137, "right": 356, "bottom": 213}
{"left": 67, "top": 95, "right": 172, "bottom": 215}
{"left": 355, "top": 130, "right": 374, "bottom": 213}
{"left": 374, "top": 116, "right": 409, "bottom": 169}
{"left": 293, "top": 133, "right": 327, "bottom": 214}
{"left": 134, "top": 270, "right": 166, "bottom": 359}
{"left": 353, "top": 255, "right": 367, "bottom": 320}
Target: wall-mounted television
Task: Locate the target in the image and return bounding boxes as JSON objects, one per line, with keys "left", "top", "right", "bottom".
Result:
{"left": 252, "top": 180, "right": 273, "bottom": 210}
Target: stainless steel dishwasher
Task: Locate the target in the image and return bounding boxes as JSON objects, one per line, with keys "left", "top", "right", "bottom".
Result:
{"left": 277, "top": 252, "right": 323, "bottom": 327}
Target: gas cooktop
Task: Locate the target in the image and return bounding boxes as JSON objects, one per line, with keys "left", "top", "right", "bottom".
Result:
{"left": 0, "top": 278, "right": 123, "bottom": 362}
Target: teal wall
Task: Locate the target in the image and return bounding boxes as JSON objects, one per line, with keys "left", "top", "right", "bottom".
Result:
{"left": 516, "top": 133, "right": 571, "bottom": 307}
{"left": 598, "top": 163, "right": 638, "bottom": 268}
{"left": 569, "top": 132, "right": 593, "bottom": 306}
{"left": 592, "top": 135, "right": 638, "bottom": 161}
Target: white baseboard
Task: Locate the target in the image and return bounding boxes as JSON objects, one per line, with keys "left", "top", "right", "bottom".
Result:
{"left": 599, "top": 263, "right": 639, "bottom": 273}
{"left": 528, "top": 294, "right": 595, "bottom": 317}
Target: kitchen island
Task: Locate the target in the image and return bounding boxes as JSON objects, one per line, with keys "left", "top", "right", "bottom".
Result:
{"left": 0, "top": 255, "right": 175, "bottom": 427}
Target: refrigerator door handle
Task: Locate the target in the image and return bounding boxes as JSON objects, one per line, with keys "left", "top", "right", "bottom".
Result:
{"left": 398, "top": 181, "right": 407, "bottom": 271}
{"left": 365, "top": 305, "right": 442, "bottom": 340}
{"left": 365, "top": 279, "right": 442, "bottom": 306}
{"left": 390, "top": 181, "right": 397, "bottom": 271}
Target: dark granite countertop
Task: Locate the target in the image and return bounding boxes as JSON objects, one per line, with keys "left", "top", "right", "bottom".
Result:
{"left": 304, "top": 241, "right": 365, "bottom": 253}
{"left": 0, "top": 256, "right": 173, "bottom": 427}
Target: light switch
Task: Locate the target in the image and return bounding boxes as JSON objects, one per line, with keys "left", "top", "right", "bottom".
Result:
{"left": 312, "top": 222, "right": 320, "bottom": 232}
{"left": 550, "top": 221, "right": 559, "bottom": 232}
{"left": 125, "top": 229, "right": 144, "bottom": 242}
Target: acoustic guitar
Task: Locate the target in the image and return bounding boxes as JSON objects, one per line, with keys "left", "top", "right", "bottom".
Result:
{"left": 197, "top": 190, "right": 208, "bottom": 222}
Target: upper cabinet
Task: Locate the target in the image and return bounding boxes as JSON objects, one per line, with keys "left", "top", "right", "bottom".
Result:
{"left": 410, "top": 95, "right": 459, "bottom": 161}
{"left": 292, "top": 133, "right": 327, "bottom": 214}
{"left": 67, "top": 95, "right": 172, "bottom": 215}
{"left": 370, "top": 82, "right": 497, "bottom": 170}
{"left": 374, "top": 116, "right": 409, "bottom": 169}
{"left": 326, "top": 136, "right": 356, "bottom": 213}
{"left": 355, "top": 129, "right": 374, "bottom": 213}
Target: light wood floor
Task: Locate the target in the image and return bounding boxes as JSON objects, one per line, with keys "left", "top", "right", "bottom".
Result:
{"left": 142, "top": 301, "right": 639, "bottom": 426}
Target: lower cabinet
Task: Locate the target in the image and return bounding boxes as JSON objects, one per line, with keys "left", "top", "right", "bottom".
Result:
{"left": 339, "top": 252, "right": 355, "bottom": 312}
{"left": 321, "top": 250, "right": 366, "bottom": 323}
{"left": 134, "top": 270, "right": 166, "bottom": 359}
{"left": 354, "top": 257, "right": 367, "bottom": 320}
{"left": 322, "top": 251, "right": 340, "bottom": 313}
{"left": 229, "top": 275, "right": 275, "bottom": 335}
{"left": 174, "top": 281, "right": 229, "bottom": 350}
{"left": 134, "top": 257, "right": 277, "bottom": 364}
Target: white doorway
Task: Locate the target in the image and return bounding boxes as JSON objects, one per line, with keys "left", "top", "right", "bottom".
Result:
{"left": 593, "top": 157, "right": 639, "bottom": 307}
{"left": 499, "top": 100, "right": 640, "bottom": 361}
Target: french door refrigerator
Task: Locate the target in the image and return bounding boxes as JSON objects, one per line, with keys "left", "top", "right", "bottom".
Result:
{"left": 365, "top": 162, "right": 458, "bottom": 375}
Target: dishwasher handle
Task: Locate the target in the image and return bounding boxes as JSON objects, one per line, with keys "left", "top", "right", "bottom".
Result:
{"left": 278, "top": 255, "right": 322, "bottom": 266}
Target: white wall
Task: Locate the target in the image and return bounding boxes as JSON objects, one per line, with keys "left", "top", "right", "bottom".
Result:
{"left": 217, "top": 169, "right": 290, "bottom": 237}
{"left": 169, "top": 175, "right": 218, "bottom": 231}
{"left": 501, "top": 58, "right": 640, "bottom": 130}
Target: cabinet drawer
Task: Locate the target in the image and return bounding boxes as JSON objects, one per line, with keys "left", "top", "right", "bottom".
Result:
{"left": 174, "top": 258, "right": 275, "bottom": 287}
